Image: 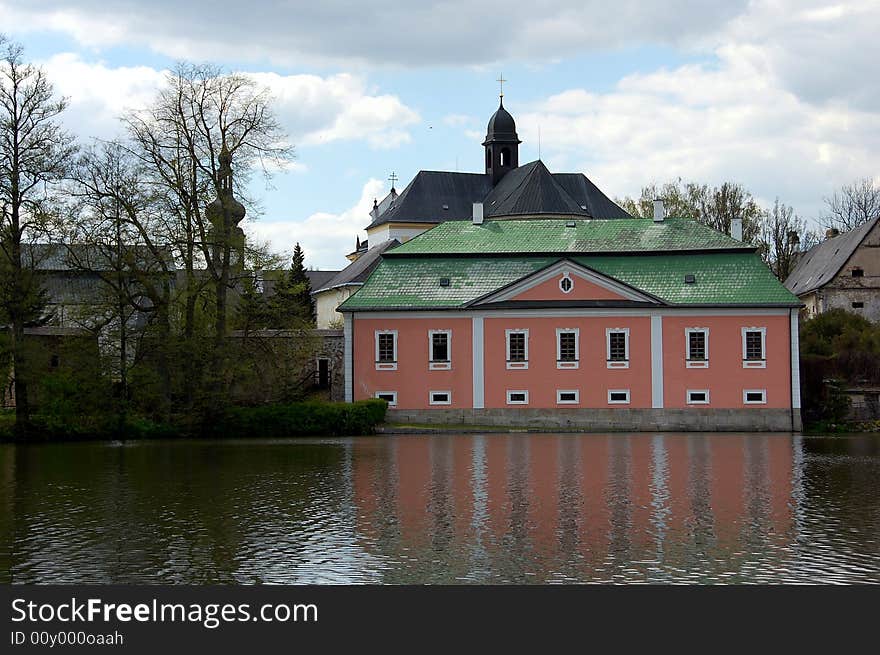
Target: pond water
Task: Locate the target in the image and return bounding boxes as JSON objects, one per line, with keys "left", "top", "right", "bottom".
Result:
{"left": 1, "top": 433, "right": 878, "bottom": 584}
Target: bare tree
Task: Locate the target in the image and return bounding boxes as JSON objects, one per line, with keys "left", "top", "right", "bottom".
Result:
{"left": 0, "top": 40, "right": 76, "bottom": 434}
{"left": 68, "top": 141, "right": 177, "bottom": 423}
{"left": 118, "top": 63, "right": 292, "bottom": 412}
{"left": 123, "top": 63, "right": 292, "bottom": 344}
{"left": 618, "top": 179, "right": 764, "bottom": 242}
{"left": 759, "top": 199, "right": 818, "bottom": 281}
{"left": 821, "top": 177, "right": 880, "bottom": 232}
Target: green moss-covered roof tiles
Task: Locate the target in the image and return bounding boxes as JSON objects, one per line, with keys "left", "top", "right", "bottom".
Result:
{"left": 387, "top": 218, "right": 752, "bottom": 256}
{"left": 339, "top": 253, "right": 800, "bottom": 311}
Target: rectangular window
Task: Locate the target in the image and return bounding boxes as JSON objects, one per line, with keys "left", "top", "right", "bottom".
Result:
{"left": 743, "top": 389, "right": 767, "bottom": 404}
{"left": 429, "top": 390, "right": 451, "bottom": 405}
{"left": 375, "top": 391, "right": 397, "bottom": 406}
{"left": 852, "top": 301, "right": 864, "bottom": 309}
{"left": 556, "top": 389, "right": 579, "bottom": 404}
{"left": 375, "top": 330, "right": 398, "bottom": 370}
{"left": 686, "top": 328, "right": 709, "bottom": 368}
{"left": 429, "top": 330, "right": 452, "bottom": 370}
{"left": 606, "top": 328, "right": 630, "bottom": 369}
{"left": 687, "top": 389, "right": 710, "bottom": 405}
{"left": 556, "top": 328, "right": 579, "bottom": 369}
{"left": 506, "top": 390, "right": 529, "bottom": 405}
{"left": 607, "top": 389, "right": 630, "bottom": 404}
{"left": 852, "top": 268, "right": 864, "bottom": 278}
{"left": 506, "top": 329, "right": 529, "bottom": 369}
{"left": 742, "top": 327, "right": 766, "bottom": 368}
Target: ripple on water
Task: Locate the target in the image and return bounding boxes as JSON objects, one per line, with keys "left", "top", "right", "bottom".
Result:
{"left": 1, "top": 434, "right": 879, "bottom": 584}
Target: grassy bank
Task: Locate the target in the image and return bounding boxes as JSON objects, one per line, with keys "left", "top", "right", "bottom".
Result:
{"left": 0, "top": 399, "right": 388, "bottom": 442}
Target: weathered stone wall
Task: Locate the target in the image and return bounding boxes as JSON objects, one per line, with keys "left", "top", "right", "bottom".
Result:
{"left": 845, "top": 387, "right": 880, "bottom": 421}
{"left": 386, "top": 407, "right": 802, "bottom": 432}
{"left": 315, "top": 330, "right": 345, "bottom": 401}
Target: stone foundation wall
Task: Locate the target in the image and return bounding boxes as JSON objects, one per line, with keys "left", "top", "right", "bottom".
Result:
{"left": 386, "top": 407, "right": 802, "bottom": 432}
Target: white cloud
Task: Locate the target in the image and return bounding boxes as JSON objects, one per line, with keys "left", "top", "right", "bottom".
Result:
{"left": 243, "top": 179, "right": 385, "bottom": 270}
{"left": 32, "top": 55, "right": 418, "bottom": 150}
{"left": 520, "top": 77, "right": 879, "bottom": 222}
{"left": 0, "top": 0, "right": 748, "bottom": 67}
{"left": 250, "top": 72, "right": 419, "bottom": 149}
{"left": 40, "top": 53, "right": 166, "bottom": 141}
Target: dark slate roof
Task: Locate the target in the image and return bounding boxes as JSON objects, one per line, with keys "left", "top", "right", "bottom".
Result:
{"left": 784, "top": 216, "right": 879, "bottom": 295}
{"left": 365, "top": 161, "right": 630, "bottom": 229}
{"left": 27, "top": 244, "right": 173, "bottom": 272}
{"left": 260, "top": 269, "right": 339, "bottom": 296}
{"left": 306, "top": 270, "right": 339, "bottom": 290}
{"left": 553, "top": 173, "right": 631, "bottom": 219}
{"left": 366, "top": 172, "right": 492, "bottom": 228}
{"left": 313, "top": 239, "right": 400, "bottom": 293}
{"left": 484, "top": 161, "right": 587, "bottom": 217}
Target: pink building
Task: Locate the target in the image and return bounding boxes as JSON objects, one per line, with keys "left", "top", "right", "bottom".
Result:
{"left": 338, "top": 101, "right": 802, "bottom": 431}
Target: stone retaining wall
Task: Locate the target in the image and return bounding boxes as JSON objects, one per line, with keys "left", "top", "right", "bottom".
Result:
{"left": 386, "top": 407, "right": 801, "bottom": 432}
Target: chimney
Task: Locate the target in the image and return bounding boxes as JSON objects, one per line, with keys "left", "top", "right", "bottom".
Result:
{"left": 472, "top": 202, "right": 484, "bottom": 225}
{"left": 653, "top": 199, "right": 665, "bottom": 223}
{"left": 731, "top": 218, "right": 743, "bottom": 241}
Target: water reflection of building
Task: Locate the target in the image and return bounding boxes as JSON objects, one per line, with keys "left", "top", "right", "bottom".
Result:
{"left": 350, "top": 434, "right": 795, "bottom": 582}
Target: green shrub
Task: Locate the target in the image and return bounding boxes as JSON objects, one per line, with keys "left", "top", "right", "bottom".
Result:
{"left": 211, "top": 399, "right": 388, "bottom": 438}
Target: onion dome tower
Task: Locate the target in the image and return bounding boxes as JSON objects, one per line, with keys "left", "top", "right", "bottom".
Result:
{"left": 483, "top": 94, "right": 521, "bottom": 186}
{"left": 206, "top": 142, "right": 247, "bottom": 269}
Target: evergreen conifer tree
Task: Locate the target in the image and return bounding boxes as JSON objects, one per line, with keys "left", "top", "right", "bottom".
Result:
{"left": 266, "top": 243, "right": 314, "bottom": 327}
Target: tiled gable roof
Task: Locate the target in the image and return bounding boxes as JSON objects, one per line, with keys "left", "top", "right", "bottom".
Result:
{"left": 784, "top": 216, "right": 880, "bottom": 295}
{"left": 388, "top": 218, "right": 753, "bottom": 257}
{"left": 339, "top": 252, "right": 801, "bottom": 311}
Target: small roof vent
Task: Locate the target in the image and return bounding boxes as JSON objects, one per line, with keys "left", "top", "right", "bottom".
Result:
{"left": 442, "top": 204, "right": 449, "bottom": 210}
{"left": 565, "top": 220, "right": 577, "bottom": 228}
{"left": 580, "top": 205, "right": 587, "bottom": 211}
{"left": 684, "top": 274, "right": 696, "bottom": 284}
{"left": 439, "top": 277, "right": 450, "bottom": 287}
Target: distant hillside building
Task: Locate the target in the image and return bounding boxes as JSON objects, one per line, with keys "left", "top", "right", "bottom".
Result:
{"left": 785, "top": 217, "right": 880, "bottom": 321}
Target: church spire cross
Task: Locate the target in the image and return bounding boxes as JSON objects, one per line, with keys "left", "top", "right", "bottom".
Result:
{"left": 388, "top": 171, "right": 398, "bottom": 190}
{"left": 497, "top": 73, "right": 507, "bottom": 100}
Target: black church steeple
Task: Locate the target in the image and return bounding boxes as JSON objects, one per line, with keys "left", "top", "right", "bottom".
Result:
{"left": 483, "top": 80, "right": 521, "bottom": 186}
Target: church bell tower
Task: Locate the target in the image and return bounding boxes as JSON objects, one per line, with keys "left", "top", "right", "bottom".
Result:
{"left": 483, "top": 81, "right": 521, "bottom": 186}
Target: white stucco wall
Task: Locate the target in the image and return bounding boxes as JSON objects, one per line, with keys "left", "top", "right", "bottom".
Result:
{"left": 315, "top": 286, "right": 359, "bottom": 329}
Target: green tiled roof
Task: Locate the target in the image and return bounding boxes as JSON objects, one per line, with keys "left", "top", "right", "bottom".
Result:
{"left": 387, "top": 218, "right": 752, "bottom": 256}
{"left": 339, "top": 253, "right": 801, "bottom": 310}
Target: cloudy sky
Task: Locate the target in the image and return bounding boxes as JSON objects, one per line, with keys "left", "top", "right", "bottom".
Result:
{"left": 2, "top": 0, "right": 878, "bottom": 269}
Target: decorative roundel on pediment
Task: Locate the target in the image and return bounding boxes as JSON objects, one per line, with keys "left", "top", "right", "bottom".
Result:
{"left": 559, "top": 272, "right": 573, "bottom": 294}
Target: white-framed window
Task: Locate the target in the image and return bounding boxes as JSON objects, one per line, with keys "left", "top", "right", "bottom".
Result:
{"left": 607, "top": 389, "right": 630, "bottom": 404}
{"left": 556, "top": 389, "right": 579, "bottom": 404}
{"left": 506, "top": 329, "right": 529, "bottom": 369}
{"left": 556, "top": 328, "right": 579, "bottom": 369}
{"left": 742, "top": 327, "right": 767, "bottom": 368}
{"left": 559, "top": 273, "right": 574, "bottom": 294}
{"left": 429, "top": 390, "right": 451, "bottom": 405}
{"left": 375, "top": 330, "right": 398, "bottom": 370}
{"left": 685, "top": 328, "right": 709, "bottom": 368}
{"left": 428, "top": 329, "right": 452, "bottom": 370}
{"left": 375, "top": 391, "right": 397, "bottom": 406}
{"left": 506, "top": 390, "right": 529, "bottom": 405}
{"left": 743, "top": 389, "right": 767, "bottom": 404}
{"left": 687, "top": 389, "right": 710, "bottom": 405}
{"left": 606, "top": 328, "right": 630, "bottom": 369}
